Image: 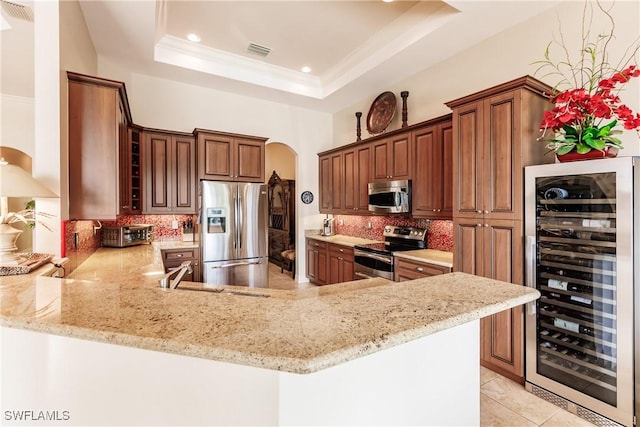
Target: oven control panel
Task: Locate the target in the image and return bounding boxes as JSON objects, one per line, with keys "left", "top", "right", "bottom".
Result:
{"left": 383, "top": 226, "right": 426, "bottom": 241}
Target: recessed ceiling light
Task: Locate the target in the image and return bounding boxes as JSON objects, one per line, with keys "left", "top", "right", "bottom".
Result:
{"left": 382, "top": 0, "right": 394, "bottom": 2}
{"left": 187, "top": 33, "right": 201, "bottom": 43}
{"left": 301, "top": 66, "right": 311, "bottom": 73}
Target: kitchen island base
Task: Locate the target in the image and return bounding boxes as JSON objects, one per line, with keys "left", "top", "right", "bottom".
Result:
{"left": 1, "top": 320, "right": 479, "bottom": 426}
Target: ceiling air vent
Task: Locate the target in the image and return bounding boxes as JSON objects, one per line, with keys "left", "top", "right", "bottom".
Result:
{"left": 247, "top": 43, "right": 271, "bottom": 57}
{"left": 1, "top": 0, "right": 33, "bottom": 22}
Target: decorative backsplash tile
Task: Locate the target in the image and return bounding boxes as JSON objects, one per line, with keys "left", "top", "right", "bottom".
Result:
{"left": 333, "top": 215, "right": 453, "bottom": 252}
{"left": 63, "top": 214, "right": 196, "bottom": 273}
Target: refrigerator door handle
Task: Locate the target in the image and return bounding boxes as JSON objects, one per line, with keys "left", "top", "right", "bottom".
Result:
{"left": 208, "top": 260, "right": 262, "bottom": 269}
{"left": 238, "top": 190, "right": 243, "bottom": 250}
{"left": 525, "top": 235, "right": 536, "bottom": 315}
{"left": 233, "top": 189, "right": 239, "bottom": 251}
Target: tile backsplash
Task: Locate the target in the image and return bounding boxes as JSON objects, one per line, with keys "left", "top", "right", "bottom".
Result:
{"left": 63, "top": 214, "right": 194, "bottom": 273}
{"left": 63, "top": 213, "right": 453, "bottom": 274}
{"left": 333, "top": 215, "right": 453, "bottom": 252}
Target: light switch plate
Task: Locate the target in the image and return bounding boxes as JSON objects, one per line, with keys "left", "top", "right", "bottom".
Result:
{"left": 172, "top": 220, "right": 179, "bottom": 229}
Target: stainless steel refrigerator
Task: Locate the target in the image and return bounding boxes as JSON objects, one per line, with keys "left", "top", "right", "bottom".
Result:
{"left": 524, "top": 157, "right": 638, "bottom": 426}
{"left": 200, "top": 180, "right": 269, "bottom": 287}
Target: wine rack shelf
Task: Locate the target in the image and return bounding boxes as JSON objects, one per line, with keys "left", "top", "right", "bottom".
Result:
{"left": 534, "top": 173, "right": 619, "bottom": 407}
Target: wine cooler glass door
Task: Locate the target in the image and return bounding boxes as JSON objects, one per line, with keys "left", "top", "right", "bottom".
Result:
{"left": 524, "top": 157, "right": 635, "bottom": 426}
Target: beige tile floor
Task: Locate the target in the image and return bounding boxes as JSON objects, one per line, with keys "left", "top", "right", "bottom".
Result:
{"left": 267, "top": 263, "right": 596, "bottom": 426}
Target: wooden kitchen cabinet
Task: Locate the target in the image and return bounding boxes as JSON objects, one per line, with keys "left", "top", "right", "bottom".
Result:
{"left": 68, "top": 72, "right": 132, "bottom": 219}
{"left": 143, "top": 132, "right": 196, "bottom": 214}
{"left": 161, "top": 247, "right": 201, "bottom": 283}
{"left": 196, "top": 129, "right": 267, "bottom": 182}
{"left": 318, "top": 151, "right": 344, "bottom": 213}
{"left": 306, "top": 238, "right": 328, "bottom": 285}
{"left": 411, "top": 117, "right": 453, "bottom": 218}
{"left": 371, "top": 133, "right": 411, "bottom": 181}
{"left": 119, "top": 127, "right": 143, "bottom": 214}
{"left": 446, "top": 75, "right": 552, "bottom": 384}
{"left": 343, "top": 143, "right": 372, "bottom": 213}
{"left": 328, "top": 243, "right": 354, "bottom": 284}
{"left": 306, "top": 239, "right": 354, "bottom": 285}
{"left": 394, "top": 257, "right": 451, "bottom": 282}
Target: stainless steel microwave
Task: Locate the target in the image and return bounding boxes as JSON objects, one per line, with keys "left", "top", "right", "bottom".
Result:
{"left": 368, "top": 180, "right": 411, "bottom": 214}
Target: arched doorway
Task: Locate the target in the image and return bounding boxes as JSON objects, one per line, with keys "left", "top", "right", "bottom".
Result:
{"left": 265, "top": 142, "right": 298, "bottom": 282}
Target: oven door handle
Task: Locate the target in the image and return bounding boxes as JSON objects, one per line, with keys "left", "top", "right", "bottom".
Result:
{"left": 355, "top": 271, "right": 377, "bottom": 280}
{"left": 354, "top": 250, "right": 392, "bottom": 264}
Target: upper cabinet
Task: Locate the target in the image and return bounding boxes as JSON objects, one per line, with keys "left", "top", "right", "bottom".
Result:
{"left": 371, "top": 133, "right": 411, "bottom": 181}
{"left": 143, "top": 132, "right": 196, "bottom": 214}
{"left": 318, "top": 151, "right": 344, "bottom": 213}
{"left": 448, "top": 77, "right": 553, "bottom": 222}
{"left": 343, "top": 143, "right": 372, "bottom": 213}
{"left": 412, "top": 119, "right": 453, "bottom": 218}
{"left": 196, "top": 130, "right": 267, "bottom": 182}
{"left": 68, "top": 72, "right": 133, "bottom": 220}
{"left": 317, "top": 115, "right": 452, "bottom": 217}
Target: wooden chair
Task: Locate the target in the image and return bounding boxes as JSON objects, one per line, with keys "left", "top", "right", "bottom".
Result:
{"left": 280, "top": 249, "right": 296, "bottom": 279}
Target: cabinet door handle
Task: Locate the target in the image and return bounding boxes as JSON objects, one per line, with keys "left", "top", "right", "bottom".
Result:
{"left": 176, "top": 254, "right": 183, "bottom": 257}
{"left": 476, "top": 224, "right": 482, "bottom": 227}
{"left": 339, "top": 249, "right": 344, "bottom": 252}
{"left": 484, "top": 210, "right": 489, "bottom": 214}
{"left": 484, "top": 224, "right": 489, "bottom": 227}
{"left": 476, "top": 210, "right": 482, "bottom": 214}
{"left": 122, "top": 205, "right": 129, "bottom": 209}
{"left": 416, "top": 267, "right": 424, "bottom": 272}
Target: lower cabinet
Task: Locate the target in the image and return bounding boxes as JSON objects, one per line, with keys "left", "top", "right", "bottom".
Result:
{"left": 306, "top": 239, "right": 354, "bottom": 285}
{"left": 328, "top": 243, "right": 354, "bottom": 284}
{"left": 394, "top": 257, "right": 451, "bottom": 282}
{"left": 454, "top": 217, "right": 524, "bottom": 383}
{"left": 306, "top": 239, "right": 328, "bottom": 285}
{"left": 161, "top": 248, "right": 201, "bottom": 283}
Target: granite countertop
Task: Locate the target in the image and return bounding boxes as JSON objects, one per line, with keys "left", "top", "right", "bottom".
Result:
{"left": 304, "top": 232, "right": 380, "bottom": 247}
{"left": 305, "top": 231, "right": 453, "bottom": 268}
{"left": 0, "top": 243, "right": 539, "bottom": 374}
{"left": 393, "top": 249, "right": 454, "bottom": 268}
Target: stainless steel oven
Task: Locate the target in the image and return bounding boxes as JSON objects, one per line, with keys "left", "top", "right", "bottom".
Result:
{"left": 354, "top": 225, "right": 427, "bottom": 280}
{"left": 354, "top": 248, "right": 393, "bottom": 280}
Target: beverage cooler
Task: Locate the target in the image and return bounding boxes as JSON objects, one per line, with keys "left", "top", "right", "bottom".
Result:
{"left": 524, "top": 157, "right": 639, "bottom": 426}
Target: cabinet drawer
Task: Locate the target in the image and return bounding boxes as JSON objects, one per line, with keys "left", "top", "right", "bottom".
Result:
{"left": 395, "top": 258, "right": 451, "bottom": 281}
{"left": 307, "top": 239, "right": 328, "bottom": 251}
{"left": 328, "top": 243, "right": 354, "bottom": 261}
{"left": 162, "top": 248, "right": 198, "bottom": 261}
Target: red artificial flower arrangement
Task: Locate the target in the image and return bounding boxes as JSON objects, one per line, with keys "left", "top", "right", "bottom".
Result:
{"left": 540, "top": 65, "right": 640, "bottom": 155}
{"left": 535, "top": 1, "right": 640, "bottom": 156}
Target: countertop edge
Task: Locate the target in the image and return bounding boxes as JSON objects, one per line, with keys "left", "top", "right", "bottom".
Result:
{"left": 0, "top": 287, "right": 538, "bottom": 375}
{"left": 392, "top": 251, "right": 453, "bottom": 268}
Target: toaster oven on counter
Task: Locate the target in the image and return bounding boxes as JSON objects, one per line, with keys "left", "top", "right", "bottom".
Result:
{"left": 101, "top": 224, "right": 154, "bottom": 247}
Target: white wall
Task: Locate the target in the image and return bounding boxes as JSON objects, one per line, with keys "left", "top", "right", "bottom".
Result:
{"left": 97, "top": 64, "right": 332, "bottom": 281}
{"left": 332, "top": 1, "right": 640, "bottom": 156}
{"left": 0, "top": 95, "right": 34, "bottom": 155}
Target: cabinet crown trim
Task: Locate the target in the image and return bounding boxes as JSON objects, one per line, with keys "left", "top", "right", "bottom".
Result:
{"left": 445, "top": 75, "right": 552, "bottom": 109}
{"left": 194, "top": 128, "right": 268, "bottom": 143}
{"left": 319, "top": 113, "right": 452, "bottom": 157}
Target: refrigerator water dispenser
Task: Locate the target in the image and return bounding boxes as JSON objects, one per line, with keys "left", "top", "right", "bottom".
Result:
{"left": 207, "top": 208, "right": 226, "bottom": 233}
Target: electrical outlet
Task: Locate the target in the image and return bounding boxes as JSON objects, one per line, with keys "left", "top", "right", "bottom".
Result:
{"left": 366, "top": 221, "right": 372, "bottom": 229}
{"left": 339, "top": 219, "right": 344, "bottom": 226}
{"left": 171, "top": 220, "right": 179, "bottom": 229}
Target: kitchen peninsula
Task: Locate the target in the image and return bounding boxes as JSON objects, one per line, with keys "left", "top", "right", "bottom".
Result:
{"left": 1, "top": 244, "right": 539, "bottom": 426}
